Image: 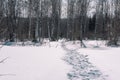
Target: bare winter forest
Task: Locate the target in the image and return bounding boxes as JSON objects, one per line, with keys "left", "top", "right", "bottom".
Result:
{"left": 0, "top": 0, "right": 120, "bottom": 46}
{"left": 1, "top": 1, "right": 120, "bottom": 80}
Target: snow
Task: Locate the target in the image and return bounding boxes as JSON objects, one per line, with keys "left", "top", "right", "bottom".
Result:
{"left": 79, "top": 48, "right": 120, "bottom": 80}
{"left": 0, "top": 40, "right": 120, "bottom": 80}
{"left": 0, "top": 46, "right": 70, "bottom": 80}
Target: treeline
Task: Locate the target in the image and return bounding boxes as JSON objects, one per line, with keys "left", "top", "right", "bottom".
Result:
{"left": 0, "top": 0, "right": 120, "bottom": 46}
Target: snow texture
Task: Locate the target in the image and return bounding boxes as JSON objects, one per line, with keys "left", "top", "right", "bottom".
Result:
{"left": 0, "top": 40, "right": 120, "bottom": 80}
{"left": 62, "top": 42, "right": 107, "bottom": 80}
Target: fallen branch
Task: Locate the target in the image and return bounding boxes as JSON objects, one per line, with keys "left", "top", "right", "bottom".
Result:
{"left": 0, "top": 57, "right": 9, "bottom": 63}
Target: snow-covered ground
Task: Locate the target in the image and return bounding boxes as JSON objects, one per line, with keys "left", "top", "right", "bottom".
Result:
{"left": 0, "top": 40, "right": 120, "bottom": 80}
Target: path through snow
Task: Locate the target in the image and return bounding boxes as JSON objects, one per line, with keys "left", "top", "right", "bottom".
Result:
{"left": 61, "top": 41, "right": 107, "bottom": 80}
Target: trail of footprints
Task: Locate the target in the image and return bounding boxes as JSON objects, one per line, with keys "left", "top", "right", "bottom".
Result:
{"left": 62, "top": 42, "right": 107, "bottom": 80}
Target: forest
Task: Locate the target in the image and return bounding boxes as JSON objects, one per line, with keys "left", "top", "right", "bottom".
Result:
{"left": 0, "top": 0, "right": 120, "bottom": 46}
{"left": 1, "top": 1, "right": 120, "bottom": 80}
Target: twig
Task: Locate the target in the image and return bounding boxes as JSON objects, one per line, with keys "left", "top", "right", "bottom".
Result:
{"left": 0, "top": 57, "right": 9, "bottom": 63}
{"left": 0, "top": 74, "right": 16, "bottom": 76}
